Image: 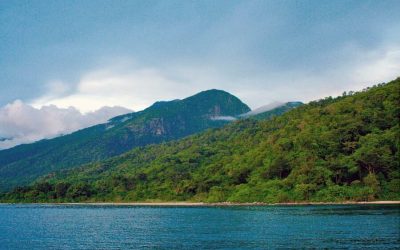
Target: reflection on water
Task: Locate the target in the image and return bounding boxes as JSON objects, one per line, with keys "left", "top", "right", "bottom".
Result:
{"left": 0, "top": 204, "right": 399, "bottom": 249}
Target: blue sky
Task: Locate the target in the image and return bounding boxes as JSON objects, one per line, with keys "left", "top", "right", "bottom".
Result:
{"left": 1, "top": 0, "right": 400, "bottom": 112}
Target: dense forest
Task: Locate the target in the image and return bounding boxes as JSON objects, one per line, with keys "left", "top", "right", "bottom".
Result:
{"left": 0, "top": 89, "right": 250, "bottom": 191}
{"left": 1, "top": 78, "right": 399, "bottom": 203}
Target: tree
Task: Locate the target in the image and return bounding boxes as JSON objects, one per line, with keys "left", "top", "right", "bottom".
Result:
{"left": 363, "top": 173, "right": 380, "bottom": 199}
{"left": 55, "top": 182, "right": 70, "bottom": 198}
{"left": 67, "top": 182, "right": 92, "bottom": 199}
{"left": 262, "top": 157, "right": 291, "bottom": 179}
{"left": 34, "top": 182, "right": 53, "bottom": 193}
{"left": 353, "top": 132, "right": 395, "bottom": 175}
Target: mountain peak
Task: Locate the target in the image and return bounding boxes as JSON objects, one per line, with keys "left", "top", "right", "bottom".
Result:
{"left": 188, "top": 89, "right": 235, "bottom": 99}
{"left": 143, "top": 89, "right": 250, "bottom": 118}
{"left": 183, "top": 89, "right": 251, "bottom": 116}
{"left": 196, "top": 88, "right": 230, "bottom": 94}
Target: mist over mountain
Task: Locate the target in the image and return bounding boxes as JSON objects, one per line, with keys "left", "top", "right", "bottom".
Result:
{"left": 0, "top": 102, "right": 132, "bottom": 149}
{"left": 240, "top": 102, "right": 285, "bottom": 117}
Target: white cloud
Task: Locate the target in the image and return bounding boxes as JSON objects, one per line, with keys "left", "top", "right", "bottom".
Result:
{"left": 227, "top": 45, "right": 400, "bottom": 107}
{"left": 0, "top": 100, "right": 132, "bottom": 149}
{"left": 353, "top": 47, "right": 400, "bottom": 84}
{"left": 210, "top": 116, "right": 237, "bottom": 121}
{"left": 240, "top": 102, "right": 284, "bottom": 117}
{"left": 32, "top": 64, "right": 196, "bottom": 113}
{"left": 28, "top": 43, "right": 400, "bottom": 119}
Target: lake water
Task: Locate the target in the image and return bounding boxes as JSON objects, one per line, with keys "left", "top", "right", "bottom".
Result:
{"left": 0, "top": 204, "right": 399, "bottom": 249}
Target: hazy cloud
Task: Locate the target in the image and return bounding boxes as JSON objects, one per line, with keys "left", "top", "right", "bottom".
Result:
{"left": 0, "top": 100, "right": 132, "bottom": 149}
{"left": 1, "top": 1, "right": 400, "bottom": 110}
{"left": 30, "top": 45, "right": 400, "bottom": 115}
{"left": 240, "top": 102, "right": 284, "bottom": 117}
{"left": 31, "top": 63, "right": 195, "bottom": 113}
{"left": 210, "top": 116, "right": 237, "bottom": 121}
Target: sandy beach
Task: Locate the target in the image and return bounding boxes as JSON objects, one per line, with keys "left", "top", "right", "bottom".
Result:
{"left": 3, "top": 200, "right": 397, "bottom": 206}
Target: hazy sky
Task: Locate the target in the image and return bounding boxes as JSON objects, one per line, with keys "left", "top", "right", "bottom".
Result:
{"left": 1, "top": 0, "right": 400, "bottom": 112}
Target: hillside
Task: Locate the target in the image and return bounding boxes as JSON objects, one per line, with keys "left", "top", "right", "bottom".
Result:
{"left": 0, "top": 89, "right": 250, "bottom": 191}
{"left": 2, "top": 78, "right": 399, "bottom": 203}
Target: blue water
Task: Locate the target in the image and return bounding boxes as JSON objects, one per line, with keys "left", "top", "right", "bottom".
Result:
{"left": 0, "top": 204, "right": 399, "bottom": 249}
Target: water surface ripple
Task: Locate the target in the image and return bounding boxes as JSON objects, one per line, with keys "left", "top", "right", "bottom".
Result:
{"left": 0, "top": 204, "right": 399, "bottom": 249}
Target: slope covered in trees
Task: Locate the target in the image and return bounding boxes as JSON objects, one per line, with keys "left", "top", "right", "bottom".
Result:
{"left": 1, "top": 78, "right": 399, "bottom": 203}
{"left": 0, "top": 89, "right": 250, "bottom": 191}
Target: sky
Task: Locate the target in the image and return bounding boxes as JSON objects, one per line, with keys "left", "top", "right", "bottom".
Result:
{"left": 0, "top": 0, "right": 400, "bottom": 148}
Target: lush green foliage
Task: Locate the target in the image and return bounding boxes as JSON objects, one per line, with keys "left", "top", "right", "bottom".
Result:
{"left": 1, "top": 79, "right": 399, "bottom": 203}
{"left": 0, "top": 90, "right": 250, "bottom": 191}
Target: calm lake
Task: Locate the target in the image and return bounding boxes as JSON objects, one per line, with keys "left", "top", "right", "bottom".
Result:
{"left": 0, "top": 204, "right": 399, "bottom": 249}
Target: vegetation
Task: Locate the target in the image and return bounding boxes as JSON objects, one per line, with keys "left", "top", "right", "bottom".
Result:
{"left": 0, "top": 89, "right": 250, "bottom": 191}
{"left": 1, "top": 78, "right": 399, "bottom": 203}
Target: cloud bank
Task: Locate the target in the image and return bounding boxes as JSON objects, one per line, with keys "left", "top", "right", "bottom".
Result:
{"left": 0, "top": 100, "right": 132, "bottom": 149}
{"left": 31, "top": 63, "right": 196, "bottom": 113}
{"left": 29, "top": 45, "right": 400, "bottom": 114}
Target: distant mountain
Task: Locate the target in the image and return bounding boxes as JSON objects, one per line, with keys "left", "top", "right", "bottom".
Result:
{"left": 4, "top": 79, "right": 398, "bottom": 203}
{"left": 0, "top": 89, "right": 250, "bottom": 191}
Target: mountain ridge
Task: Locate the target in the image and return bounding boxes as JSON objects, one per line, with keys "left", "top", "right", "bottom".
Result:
{"left": 0, "top": 89, "right": 251, "bottom": 190}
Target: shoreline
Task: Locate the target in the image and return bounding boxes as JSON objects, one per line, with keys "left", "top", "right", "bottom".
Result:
{"left": 1, "top": 200, "right": 399, "bottom": 206}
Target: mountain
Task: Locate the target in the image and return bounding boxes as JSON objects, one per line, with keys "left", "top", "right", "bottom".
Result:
{"left": 3, "top": 78, "right": 398, "bottom": 203}
{"left": 0, "top": 89, "right": 250, "bottom": 191}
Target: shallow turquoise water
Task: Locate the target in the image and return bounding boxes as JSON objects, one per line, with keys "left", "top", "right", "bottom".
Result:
{"left": 0, "top": 204, "right": 399, "bottom": 249}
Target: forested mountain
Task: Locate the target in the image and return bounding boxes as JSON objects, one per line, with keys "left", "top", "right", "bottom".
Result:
{"left": 0, "top": 89, "right": 250, "bottom": 191}
{"left": 2, "top": 78, "right": 398, "bottom": 203}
